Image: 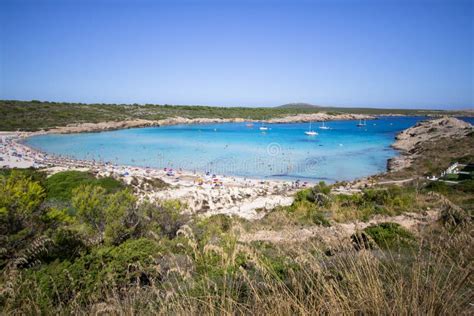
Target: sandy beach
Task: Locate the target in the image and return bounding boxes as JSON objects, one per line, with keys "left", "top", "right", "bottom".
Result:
{"left": 19, "top": 113, "right": 378, "bottom": 135}
{"left": 0, "top": 113, "right": 384, "bottom": 219}
{"left": 4, "top": 116, "right": 470, "bottom": 219}
{"left": 0, "top": 131, "right": 302, "bottom": 219}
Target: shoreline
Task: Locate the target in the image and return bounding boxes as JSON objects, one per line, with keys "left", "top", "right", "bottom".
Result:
{"left": 23, "top": 112, "right": 379, "bottom": 135}
{"left": 1, "top": 131, "right": 300, "bottom": 219}
{"left": 3, "top": 116, "right": 471, "bottom": 219}
{"left": 387, "top": 116, "right": 473, "bottom": 172}
{"left": 331, "top": 116, "right": 474, "bottom": 192}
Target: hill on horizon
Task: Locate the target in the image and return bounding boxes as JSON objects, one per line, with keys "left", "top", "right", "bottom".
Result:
{"left": 277, "top": 102, "right": 321, "bottom": 109}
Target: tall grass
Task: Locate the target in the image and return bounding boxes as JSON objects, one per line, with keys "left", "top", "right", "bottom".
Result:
{"left": 2, "top": 224, "right": 472, "bottom": 315}
{"left": 1, "top": 170, "right": 472, "bottom": 314}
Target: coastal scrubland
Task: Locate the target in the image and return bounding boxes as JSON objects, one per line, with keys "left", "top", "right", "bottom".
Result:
{"left": 1, "top": 115, "right": 473, "bottom": 314}
{"left": 369, "top": 118, "right": 474, "bottom": 188}
{"left": 1, "top": 166, "right": 472, "bottom": 314}
{"left": 0, "top": 99, "right": 464, "bottom": 131}
{"left": 388, "top": 132, "right": 474, "bottom": 179}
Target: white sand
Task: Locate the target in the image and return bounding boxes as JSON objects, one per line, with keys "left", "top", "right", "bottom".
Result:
{"left": 0, "top": 132, "right": 304, "bottom": 219}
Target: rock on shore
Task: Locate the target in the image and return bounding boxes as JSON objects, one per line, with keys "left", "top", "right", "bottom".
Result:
{"left": 40, "top": 118, "right": 251, "bottom": 134}
{"left": 267, "top": 113, "right": 375, "bottom": 123}
{"left": 38, "top": 113, "right": 377, "bottom": 134}
{"left": 45, "top": 119, "right": 160, "bottom": 134}
{"left": 388, "top": 117, "right": 473, "bottom": 172}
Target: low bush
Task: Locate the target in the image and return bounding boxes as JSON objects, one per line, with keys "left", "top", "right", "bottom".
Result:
{"left": 289, "top": 184, "right": 419, "bottom": 224}
{"left": 360, "top": 186, "right": 416, "bottom": 212}
{"left": 363, "top": 222, "right": 416, "bottom": 250}
{"left": 20, "top": 238, "right": 162, "bottom": 309}
{"left": 309, "top": 210, "right": 331, "bottom": 226}
{"left": 0, "top": 167, "right": 47, "bottom": 185}
{"left": 1, "top": 168, "right": 472, "bottom": 314}
{"left": 439, "top": 206, "right": 471, "bottom": 229}
{"left": 456, "top": 179, "right": 474, "bottom": 193}
{"left": 45, "top": 171, "right": 123, "bottom": 201}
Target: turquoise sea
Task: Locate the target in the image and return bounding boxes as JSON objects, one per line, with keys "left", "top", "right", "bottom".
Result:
{"left": 25, "top": 116, "right": 474, "bottom": 183}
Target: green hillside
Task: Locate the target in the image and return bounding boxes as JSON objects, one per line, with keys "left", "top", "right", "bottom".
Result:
{"left": 0, "top": 99, "right": 467, "bottom": 131}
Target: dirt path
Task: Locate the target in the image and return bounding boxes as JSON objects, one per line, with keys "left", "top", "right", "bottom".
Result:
{"left": 239, "top": 211, "right": 439, "bottom": 244}
{"left": 376, "top": 178, "right": 415, "bottom": 185}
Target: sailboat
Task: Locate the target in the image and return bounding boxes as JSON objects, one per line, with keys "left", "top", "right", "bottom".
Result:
{"left": 319, "top": 121, "right": 330, "bottom": 130}
{"left": 305, "top": 122, "right": 318, "bottom": 136}
{"left": 259, "top": 120, "right": 269, "bottom": 131}
{"left": 356, "top": 119, "right": 367, "bottom": 127}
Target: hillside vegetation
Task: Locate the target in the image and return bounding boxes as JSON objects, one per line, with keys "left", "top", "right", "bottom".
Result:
{"left": 1, "top": 112, "right": 473, "bottom": 314}
{"left": 378, "top": 118, "right": 474, "bottom": 182}
{"left": 277, "top": 102, "right": 320, "bottom": 109}
{"left": 0, "top": 99, "right": 459, "bottom": 131}
{"left": 0, "top": 168, "right": 472, "bottom": 314}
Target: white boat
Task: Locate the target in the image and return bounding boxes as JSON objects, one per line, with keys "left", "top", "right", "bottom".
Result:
{"left": 259, "top": 119, "right": 269, "bottom": 131}
{"left": 319, "top": 121, "right": 330, "bottom": 130}
{"left": 305, "top": 122, "right": 318, "bottom": 136}
{"left": 356, "top": 119, "right": 367, "bottom": 127}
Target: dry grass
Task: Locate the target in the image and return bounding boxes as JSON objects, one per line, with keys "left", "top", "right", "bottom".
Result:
{"left": 381, "top": 133, "right": 474, "bottom": 181}
{"left": 2, "top": 222, "right": 472, "bottom": 315}
{"left": 1, "top": 169, "right": 472, "bottom": 315}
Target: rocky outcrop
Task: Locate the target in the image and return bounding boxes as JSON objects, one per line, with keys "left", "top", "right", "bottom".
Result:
{"left": 388, "top": 117, "right": 473, "bottom": 172}
{"left": 37, "top": 113, "right": 378, "bottom": 135}
{"left": 239, "top": 211, "right": 439, "bottom": 244}
{"left": 44, "top": 119, "right": 160, "bottom": 134}
{"left": 157, "top": 117, "right": 246, "bottom": 126}
{"left": 267, "top": 113, "right": 375, "bottom": 123}
{"left": 37, "top": 118, "right": 249, "bottom": 134}
{"left": 147, "top": 185, "right": 294, "bottom": 220}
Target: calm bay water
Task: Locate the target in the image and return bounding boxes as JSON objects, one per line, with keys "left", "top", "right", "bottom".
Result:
{"left": 25, "top": 116, "right": 474, "bottom": 182}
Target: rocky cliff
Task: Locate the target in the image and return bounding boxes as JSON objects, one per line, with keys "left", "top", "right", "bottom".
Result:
{"left": 267, "top": 113, "right": 375, "bottom": 123}
{"left": 37, "top": 113, "right": 377, "bottom": 134}
{"left": 388, "top": 117, "right": 473, "bottom": 172}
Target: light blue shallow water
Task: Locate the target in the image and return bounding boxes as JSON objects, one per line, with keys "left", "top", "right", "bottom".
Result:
{"left": 25, "top": 116, "right": 474, "bottom": 182}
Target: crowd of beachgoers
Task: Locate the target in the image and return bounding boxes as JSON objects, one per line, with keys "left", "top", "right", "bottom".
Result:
{"left": 2, "top": 116, "right": 472, "bottom": 219}
{"left": 0, "top": 131, "right": 303, "bottom": 219}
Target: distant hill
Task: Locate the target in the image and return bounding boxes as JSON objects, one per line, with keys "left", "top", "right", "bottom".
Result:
{"left": 277, "top": 103, "right": 321, "bottom": 109}
{"left": 2, "top": 99, "right": 470, "bottom": 132}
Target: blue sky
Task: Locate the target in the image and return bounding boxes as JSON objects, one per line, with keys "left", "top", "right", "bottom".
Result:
{"left": 0, "top": 0, "right": 472, "bottom": 109}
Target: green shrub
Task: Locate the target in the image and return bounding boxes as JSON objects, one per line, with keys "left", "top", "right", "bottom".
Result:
{"left": 295, "top": 181, "right": 331, "bottom": 205}
{"left": 309, "top": 211, "right": 331, "bottom": 227}
{"left": 363, "top": 222, "right": 416, "bottom": 250}
{"left": 252, "top": 242, "right": 299, "bottom": 280}
{"left": 0, "top": 168, "right": 47, "bottom": 186}
{"left": 140, "top": 200, "right": 188, "bottom": 239}
{"left": 45, "top": 171, "right": 123, "bottom": 201}
{"left": 0, "top": 171, "right": 46, "bottom": 235}
{"left": 294, "top": 188, "right": 312, "bottom": 202}
{"left": 425, "top": 181, "right": 451, "bottom": 195}
{"left": 312, "top": 181, "right": 331, "bottom": 195}
{"left": 71, "top": 185, "right": 146, "bottom": 245}
{"left": 71, "top": 185, "right": 108, "bottom": 235}
{"left": 456, "top": 180, "right": 474, "bottom": 193}
{"left": 103, "top": 189, "right": 139, "bottom": 245}
{"left": 439, "top": 206, "right": 470, "bottom": 229}
{"left": 194, "top": 214, "right": 233, "bottom": 243}
{"left": 23, "top": 238, "right": 162, "bottom": 309}
{"left": 359, "top": 186, "right": 416, "bottom": 215}
{"left": 44, "top": 228, "right": 87, "bottom": 262}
